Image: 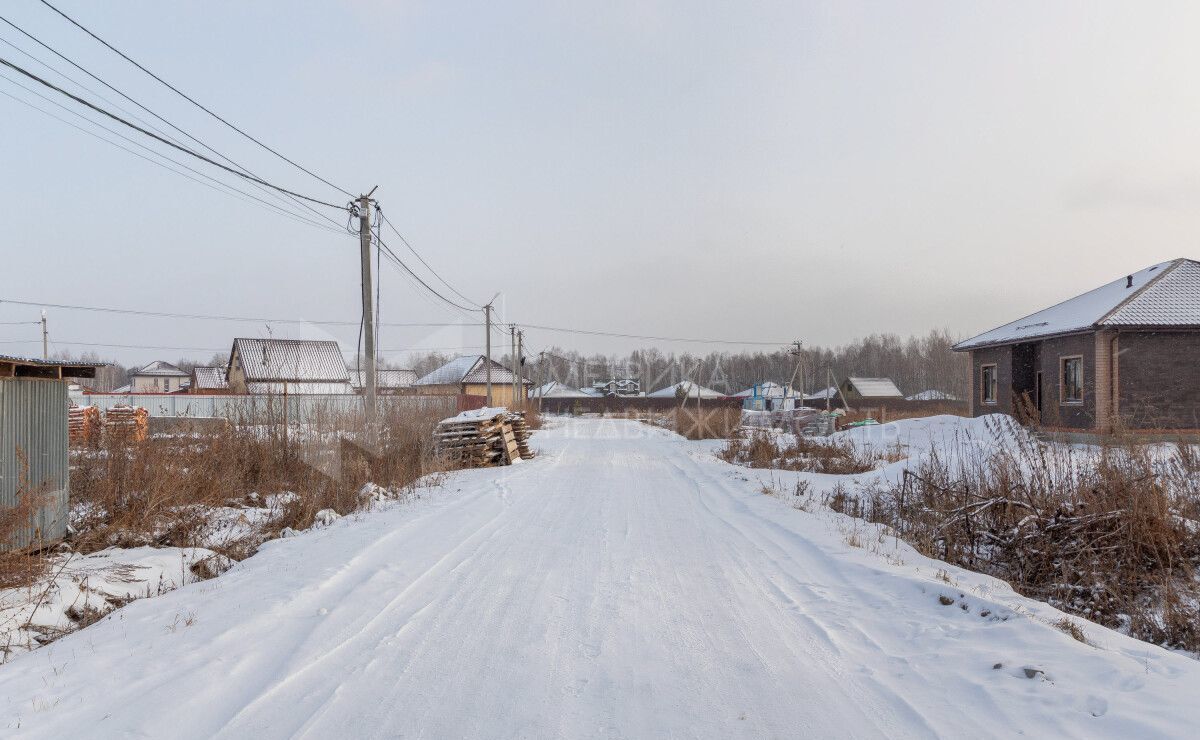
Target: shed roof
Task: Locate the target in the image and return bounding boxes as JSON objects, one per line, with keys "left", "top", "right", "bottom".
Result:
{"left": 955, "top": 258, "right": 1200, "bottom": 350}
{"left": 231, "top": 338, "right": 349, "bottom": 382}
{"left": 413, "top": 355, "right": 529, "bottom": 386}
{"left": 190, "top": 366, "right": 228, "bottom": 390}
{"left": 804, "top": 386, "right": 839, "bottom": 401}
{"left": 646, "top": 381, "right": 726, "bottom": 399}
{"left": 732, "top": 381, "right": 794, "bottom": 398}
{"left": 349, "top": 368, "right": 417, "bottom": 389}
{"left": 0, "top": 355, "right": 99, "bottom": 379}
{"left": 131, "top": 360, "right": 188, "bottom": 377}
{"left": 845, "top": 377, "right": 903, "bottom": 398}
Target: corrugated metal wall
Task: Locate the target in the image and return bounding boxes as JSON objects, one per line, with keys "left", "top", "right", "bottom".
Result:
{"left": 0, "top": 378, "right": 69, "bottom": 550}
{"left": 75, "top": 393, "right": 456, "bottom": 422}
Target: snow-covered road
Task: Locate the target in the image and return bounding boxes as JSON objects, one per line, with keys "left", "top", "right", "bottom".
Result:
{"left": 3, "top": 418, "right": 1199, "bottom": 738}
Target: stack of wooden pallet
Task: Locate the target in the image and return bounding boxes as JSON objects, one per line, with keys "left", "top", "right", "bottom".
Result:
{"left": 68, "top": 405, "right": 101, "bottom": 447}
{"left": 507, "top": 411, "right": 535, "bottom": 460}
{"left": 104, "top": 405, "right": 149, "bottom": 442}
{"left": 434, "top": 408, "right": 533, "bottom": 468}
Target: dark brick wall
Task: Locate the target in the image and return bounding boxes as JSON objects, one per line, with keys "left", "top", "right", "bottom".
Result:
{"left": 1038, "top": 333, "right": 1096, "bottom": 430}
{"left": 1117, "top": 331, "right": 1200, "bottom": 429}
{"left": 969, "top": 345, "right": 1011, "bottom": 417}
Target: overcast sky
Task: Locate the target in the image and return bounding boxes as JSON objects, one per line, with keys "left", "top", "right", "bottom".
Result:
{"left": 2, "top": 1, "right": 1197, "bottom": 367}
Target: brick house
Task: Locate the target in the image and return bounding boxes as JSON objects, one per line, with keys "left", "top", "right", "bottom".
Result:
{"left": 953, "top": 258, "right": 1200, "bottom": 432}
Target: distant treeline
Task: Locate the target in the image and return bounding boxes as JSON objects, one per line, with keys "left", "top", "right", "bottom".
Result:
{"left": 57, "top": 329, "right": 968, "bottom": 399}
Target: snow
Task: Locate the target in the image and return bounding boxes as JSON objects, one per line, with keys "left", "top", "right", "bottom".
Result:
{"left": 1, "top": 417, "right": 1199, "bottom": 737}
{"left": 646, "top": 380, "right": 726, "bottom": 398}
{"left": 440, "top": 405, "right": 510, "bottom": 424}
{"left": 906, "top": 389, "right": 959, "bottom": 401}
{"left": 0, "top": 546, "right": 226, "bottom": 662}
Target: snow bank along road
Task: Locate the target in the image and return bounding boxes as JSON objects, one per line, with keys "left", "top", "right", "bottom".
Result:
{"left": 3, "top": 418, "right": 1199, "bottom": 739}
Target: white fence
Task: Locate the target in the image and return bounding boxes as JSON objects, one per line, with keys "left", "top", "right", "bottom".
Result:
{"left": 75, "top": 393, "right": 457, "bottom": 424}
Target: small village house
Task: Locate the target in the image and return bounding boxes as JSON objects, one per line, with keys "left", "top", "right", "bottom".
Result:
{"left": 1, "top": 355, "right": 100, "bottom": 550}
{"left": 226, "top": 338, "right": 353, "bottom": 395}
{"left": 953, "top": 258, "right": 1200, "bottom": 432}
{"left": 838, "top": 377, "right": 904, "bottom": 402}
{"left": 646, "top": 381, "right": 726, "bottom": 399}
{"left": 412, "top": 355, "right": 530, "bottom": 406}
{"left": 128, "top": 360, "right": 189, "bottom": 394}
{"left": 350, "top": 368, "right": 417, "bottom": 395}
{"left": 189, "top": 366, "right": 230, "bottom": 394}
{"left": 733, "top": 381, "right": 797, "bottom": 411}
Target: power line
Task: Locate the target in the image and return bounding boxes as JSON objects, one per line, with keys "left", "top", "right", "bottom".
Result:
{"left": 0, "top": 338, "right": 485, "bottom": 354}
{"left": 0, "top": 14, "right": 350, "bottom": 231}
{"left": 0, "top": 297, "right": 484, "bottom": 328}
{"left": 0, "top": 54, "right": 347, "bottom": 210}
{"left": 373, "top": 231, "right": 481, "bottom": 314}
{"left": 37, "top": 0, "right": 354, "bottom": 199}
{"left": 0, "top": 74, "right": 348, "bottom": 236}
{"left": 378, "top": 209, "right": 482, "bottom": 309}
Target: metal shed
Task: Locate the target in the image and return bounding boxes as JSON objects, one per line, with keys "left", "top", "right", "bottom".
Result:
{"left": 0, "top": 355, "right": 99, "bottom": 551}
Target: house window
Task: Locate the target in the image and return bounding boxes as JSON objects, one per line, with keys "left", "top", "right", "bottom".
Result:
{"left": 981, "top": 364, "right": 997, "bottom": 404}
{"left": 1061, "top": 356, "right": 1083, "bottom": 404}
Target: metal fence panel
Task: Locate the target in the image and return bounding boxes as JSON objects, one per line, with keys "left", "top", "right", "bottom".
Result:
{"left": 0, "top": 378, "right": 69, "bottom": 550}
{"left": 77, "top": 393, "right": 457, "bottom": 423}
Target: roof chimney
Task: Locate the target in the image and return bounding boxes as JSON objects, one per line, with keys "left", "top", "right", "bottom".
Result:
{"left": 1126, "top": 275, "right": 1133, "bottom": 288}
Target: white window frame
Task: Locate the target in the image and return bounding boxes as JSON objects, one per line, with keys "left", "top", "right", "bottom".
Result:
{"left": 1060, "top": 355, "right": 1084, "bottom": 405}
{"left": 980, "top": 363, "right": 998, "bottom": 405}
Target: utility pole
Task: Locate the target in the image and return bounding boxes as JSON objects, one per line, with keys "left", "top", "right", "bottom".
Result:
{"left": 536, "top": 351, "right": 545, "bottom": 413}
{"left": 358, "top": 187, "right": 378, "bottom": 445}
{"left": 41, "top": 310, "right": 47, "bottom": 359}
{"left": 516, "top": 329, "right": 524, "bottom": 406}
{"left": 788, "top": 340, "right": 804, "bottom": 403}
{"left": 509, "top": 326, "right": 516, "bottom": 406}
{"left": 483, "top": 293, "right": 499, "bottom": 407}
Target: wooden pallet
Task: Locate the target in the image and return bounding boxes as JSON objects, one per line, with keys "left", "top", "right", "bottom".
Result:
{"left": 434, "top": 409, "right": 535, "bottom": 468}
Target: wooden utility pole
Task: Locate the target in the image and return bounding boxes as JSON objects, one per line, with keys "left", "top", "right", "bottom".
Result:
{"left": 536, "top": 350, "right": 544, "bottom": 413}
{"left": 358, "top": 188, "right": 378, "bottom": 445}
{"left": 41, "top": 310, "right": 48, "bottom": 359}
{"left": 509, "top": 326, "right": 517, "bottom": 406}
{"left": 516, "top": 329, "right": 524, "bottom": 405}
{"left": 483, "top": 293, "right": 499, "bottom": 407}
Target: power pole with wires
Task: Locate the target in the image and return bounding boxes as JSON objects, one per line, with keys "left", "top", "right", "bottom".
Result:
{"left": 41, "top": 310, "right": 48, "bottom": 359}
{"left": 516, "top": 329, "right": 524, "bottom": 406}
{"left": 510, "top": 326, "right": 517, "bottom": 406}
{"left": 358, "top": 188, "right": 378, "bottom": 445}
{"left": 483, "top": 293, "right": 499, "bottom": 407}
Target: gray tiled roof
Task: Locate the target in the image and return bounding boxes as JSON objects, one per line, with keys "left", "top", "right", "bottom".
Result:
{"left": 955, "top": 258, "right": 1199, "bottom": 349}
{"left": 131, "top": 360, "right": 188, "bottom": 377}
{"left": 232, "top": 338, "right": 349, "bottom": 382}
{"left": 190, "top": 366, "right": 228, "bottom": 389}
{"left": 413, "top": 355, "right": 528, "bottom": 386}
{"left": 1101, "top": 259, "right": 1200, "bottom": 326}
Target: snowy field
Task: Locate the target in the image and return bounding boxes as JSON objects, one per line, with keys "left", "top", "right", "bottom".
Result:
{"left": 2, "top": 416, "right": 1199, "bottom": 738}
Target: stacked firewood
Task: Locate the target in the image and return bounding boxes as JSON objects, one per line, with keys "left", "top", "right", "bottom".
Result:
{"left": 104, "top": 405, "right": 149, "bottom": 443}
{"left": 507, "top": 411, "right": 535, "bottom": 460}
{"left": 68, "top": 405, "right": 101, "bottom": 447}
{"left": 434, "top": 409, "right": 533, "bottom": 468}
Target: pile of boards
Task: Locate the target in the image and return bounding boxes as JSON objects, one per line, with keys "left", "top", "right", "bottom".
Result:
{"left": 68, "top": 405, "right": 101, "bottom": 446}
{"left": 102, "top": 405, "right": 149, "bottom": 443}
{"left": 434, "top": 409, "right": 535, "bottom": 468}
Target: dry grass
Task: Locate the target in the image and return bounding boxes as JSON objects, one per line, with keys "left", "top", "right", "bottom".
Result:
{"left": 720, "top": 430, "right": 886, "bottom": 474}
{"left": 834, "top": 419, "right": 1200, "bottom": 651}
{"left": 670, "top": 408, "right": 742, "bottom": 440}
{"left": 68, "top": 402, "right": 447, "bottom": 560}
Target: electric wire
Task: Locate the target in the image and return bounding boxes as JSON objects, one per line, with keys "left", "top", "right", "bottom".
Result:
{"left": 0, "top": 54, "right": 346, "bottom": 210}
{"left": 37, "top": 0, "right": 353, "bottom": 199}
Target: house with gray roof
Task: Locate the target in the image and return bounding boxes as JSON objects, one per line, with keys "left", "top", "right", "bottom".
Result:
{"left": 226, "top": 338, "right": 353, "bottom": 395}
{"left": 129, "top": 360, "right": 189, "bottom": 394}
{"left": 189, "top": 366, "right": 229, "bottom": 393}
{"left": 840, "top": 377, "right": 904, "bottom": 402}
{"left": 953, "top": 258, "right": 1200, "bottom": 431}
{"left": 413, "top": 355, "right": 530, "bottom": 405}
